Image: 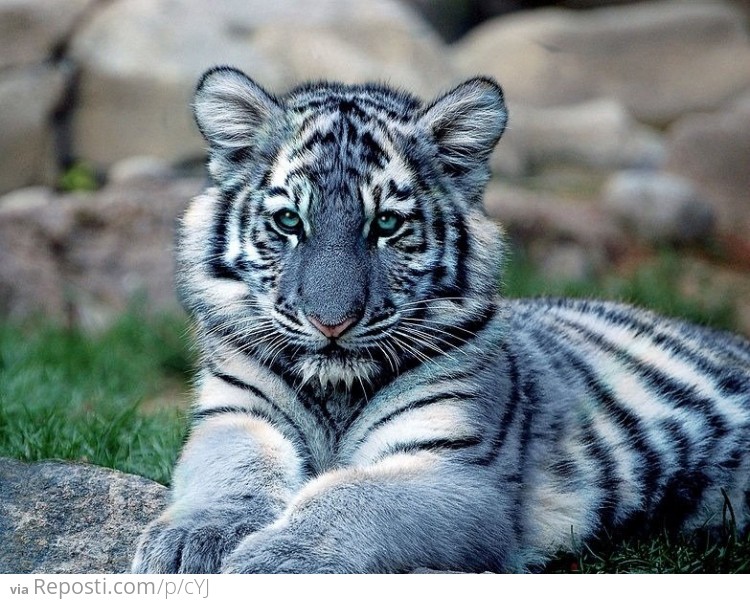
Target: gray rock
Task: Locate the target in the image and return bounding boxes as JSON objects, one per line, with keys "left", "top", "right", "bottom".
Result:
{"left": 108, "top": 155, "right": 174, "bottom": 184}
{"left": 0, "top": 458, "right": 167, "bottom": 574}
{"left": 453, "top": 0, "right": 750, "bottom": 125}
{"left": 248, "top": 21, "right": 453, "bottom": 99}
{"left": 602, "top": 170, "right": 715, "bottom": 244}
{"left": 665, "top": 102, "right": 750, "bottom": 240}
{"left": 493, "top": 98, "right": 665, "bottom": 176}
{"left": 68, "top": 0, "right": 438, "bottom": 169}
{"left": 484, "top": 183, "right": 626, "bottom": 274}
{"left": 0, "top": 0, "right": 96, "bottom": 70}
{"left": 0, "top": 64, "right": 67, "bottom": 194}
{"left": 0, "top": 177, "right": 203, "bottom": 326}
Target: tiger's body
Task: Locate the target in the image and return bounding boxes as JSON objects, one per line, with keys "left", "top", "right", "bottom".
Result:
{"left": 132, "top": 67, "right": 750, "bottom": 573}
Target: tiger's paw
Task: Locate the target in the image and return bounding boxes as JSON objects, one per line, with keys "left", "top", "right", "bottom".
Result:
{"left": 221, "top": 525, "right": 359, "bottom": 574}
{"left": 131, "top": 513, "right": 261, "bottom": 574}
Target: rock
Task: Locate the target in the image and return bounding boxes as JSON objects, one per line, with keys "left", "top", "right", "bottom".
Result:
{"left": 453, "top": 1, "right": 750, "bottom": 125}
{"left": 664, "top": 102, "right": 750, "bottom": 240}
{"left": 109, "top": 155, "right": 174, "bottom": 184}
{"left": 0, "top": 187, "right": 67, "bottom": 321}
{"left": 602, "top": 171, "right": 715, "bottom": 244}
{"left": 249, "top": 22, "right": 453, "bottom": 99}
{"left": 0, "top": 177, "right": 203, "bottom": 326}
{"left": 536, "top": 241, "right": 595, "bottom": 282}
{"left": 493, "top": 98, "right": 665, "bottom": 176}
{"left": 68, "top": 0, "right": 438, "bottom": 169}
{"left": 0, "top": 64, "right": 67, "bottom": 194}
{"left": 0, "top": 0, "right": 96, "bottom": 70}
{"left": 484, "top": 183, "right": 626, "bottom": 274}
{"left": 0, "top": 458, "right": 167, "bottom": 574}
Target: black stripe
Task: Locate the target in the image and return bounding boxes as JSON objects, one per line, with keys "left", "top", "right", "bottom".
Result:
{"left": 192, "top": 405, "right": 271, "bottom": 423}
{"left": 579, "top": 418, "right": 622, "bottom": 531}
{"left": 452, "top": 212, "right": 470, "bottom": 294}
{"left": 360, "top": 131, "right": 388, "bottom": 168}
{"left": 364, "top": 391, "right": 474, "bottom": 441}
{"left": 377, "top": 436, "right": 483, "bottom": 460}
{"left": 574, "top": 300, "right": 741, "bottom": 385}
{"left": 471, "top": 348, "right": 524, "bottom": 466}
{"left": 209, "top": 191, "right": 243, "bottom": 281}
{"left": 207, "top": 366, "right": 309, "bottom": 455}
{"left": 395, "top": 303, "right": 497, "bottom": 376}
{"left": 428, "top": 203, "right": 447, "bottom": 290}
{"left": 266, "top": 186, "right": 288, "bottom": 198}
{"left": 553, "top": 314, "right": 727, "bottom": 434}
{"left": 531, "top": 325, "right": 665, "bottom": 507}
{"left": 386, "top": 179, "right": 412, "bottom": 202}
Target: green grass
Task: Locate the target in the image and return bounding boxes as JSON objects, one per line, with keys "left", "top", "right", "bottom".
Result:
{"left": 503, "top": 250, "right": 736, "bottom": 331}
{"left": 0, "top": 254, "right": 746, "bottom": 572}
{"left": 0, "top": 310, "right": 193, "bottom": 484}
{"left": 547, "top": 527, "right": 750, "bottom": 574}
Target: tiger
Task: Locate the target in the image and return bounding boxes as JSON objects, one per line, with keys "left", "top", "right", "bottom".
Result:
{"left": 131, "top": 66, "right": 750, "bottom": 573}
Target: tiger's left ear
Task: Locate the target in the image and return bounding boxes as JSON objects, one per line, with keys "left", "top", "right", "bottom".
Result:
{"left": 417, "top": 78, "right": 507, "bottom": 193}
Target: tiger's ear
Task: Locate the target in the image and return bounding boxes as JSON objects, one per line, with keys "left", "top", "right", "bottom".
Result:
{"left": 193, "top": 66, "right": 283, "bottom": 178}
{"left": 417, "top": 78, "right": 507, "bottom": 193}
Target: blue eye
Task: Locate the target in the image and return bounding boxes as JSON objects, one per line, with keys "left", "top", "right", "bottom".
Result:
{"left": 273, "top": 209, "right": 303, "bottom": 235}
{"left": 373, "top": 212, "right": 403, "bottom": 237}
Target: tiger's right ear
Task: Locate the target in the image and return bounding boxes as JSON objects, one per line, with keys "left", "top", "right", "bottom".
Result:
{"left": 193, "top": 66, "right": 283, "bottom": 158}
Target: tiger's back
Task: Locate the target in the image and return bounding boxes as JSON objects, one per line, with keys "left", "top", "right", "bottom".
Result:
{"left": 504, "top": 297, "right": 750, "bottom": 557}
{"left": 132, "top": 67, "right": 750, "bottom": 573}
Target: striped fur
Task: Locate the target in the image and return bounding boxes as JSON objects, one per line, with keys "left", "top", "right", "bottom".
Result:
{"left": 132, "top": 67, "right": 750, "bottom": 573}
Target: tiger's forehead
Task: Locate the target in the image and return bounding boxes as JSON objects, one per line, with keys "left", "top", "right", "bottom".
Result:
{"left": 266, "top": 102, "right": 419, "bottom": 216}
{"left": 284, "top": 83, "right": 421, "bottom": 121}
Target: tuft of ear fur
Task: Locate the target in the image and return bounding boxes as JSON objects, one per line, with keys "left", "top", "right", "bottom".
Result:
{"left": 193, "top": 66, "right": 284, "bottom": 181}
{"left": 194, "top": 66, "right": 282, "bottom": 149}
{"left": 417, "top": 78, "right": 507, "bottom": 195}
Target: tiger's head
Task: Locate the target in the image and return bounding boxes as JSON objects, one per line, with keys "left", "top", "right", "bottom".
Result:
{"left": 179, "top": 66, "right": 507, "bottom": 391}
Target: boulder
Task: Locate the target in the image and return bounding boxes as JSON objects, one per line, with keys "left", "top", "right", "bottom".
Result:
{"left": 0, "top": 64, "right": 67, "bottom": 194}
{"left": 453, "top": 1, "right": 750, "bottom": 125}
{"left": 68, "top": 0, "right": 442, "bottom": 169}
{"left": 249, "top": 22, "right": 453, "bottom": 99}
{"left": 0, "top": 0, "right": 96, "bottom": 70}
{"left": 493, "top": 98, "right": 665, "bottom": 177}
{"left": 0, "top": 458, "right": 167, "bottom": 574}
{"left": 664, "top": 101, "right": 750, "bottom": 240}
{"left": 602, "top": 171, "right": 715, "bottom": 244}
{"left": 484, "top": 183, "right": 626, "bottom": 276}
{"left": 0, "top": 177, "right": 203, "bottom": 327}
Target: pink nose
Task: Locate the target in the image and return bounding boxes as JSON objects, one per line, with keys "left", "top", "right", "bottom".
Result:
{"left": 307, "top": 315, "right": 358, "bottom": 339}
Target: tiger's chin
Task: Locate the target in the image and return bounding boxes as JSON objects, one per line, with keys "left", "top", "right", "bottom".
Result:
{"left": 295, "top": 352, "right": 379, "bottom": 390}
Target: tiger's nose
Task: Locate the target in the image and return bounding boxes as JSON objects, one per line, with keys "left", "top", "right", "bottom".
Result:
{"left": 306, "top": 315, "right": 359, "bottom": 339}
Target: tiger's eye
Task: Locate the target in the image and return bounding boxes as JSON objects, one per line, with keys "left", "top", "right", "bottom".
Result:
{"left": 373, "top": 212, "right": 403, "bottom": 237}
{"left": 273, "top": 209, "right": 303, "bottom": 235}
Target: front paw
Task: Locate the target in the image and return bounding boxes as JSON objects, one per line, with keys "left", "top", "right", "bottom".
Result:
{"left": 221, "top": 525, "right": 358, "bottom": 574}
{"left": 132, "top": 512, "right": 260, "bottom": 574}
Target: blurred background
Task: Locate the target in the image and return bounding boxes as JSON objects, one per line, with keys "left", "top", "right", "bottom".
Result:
{"left": 1, "top": 0, "right": 749, "bottom": 332}
{"left": 1, "top": 0, "right": 749, "bottom": 573}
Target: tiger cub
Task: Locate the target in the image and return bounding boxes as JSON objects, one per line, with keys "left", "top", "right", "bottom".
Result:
{"left": 132, "top": 66, "right": 750, "bottom": 573}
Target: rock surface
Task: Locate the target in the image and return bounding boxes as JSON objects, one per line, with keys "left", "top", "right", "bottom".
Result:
{"left": 493, "top": 98, "right": 665, "bottom": 176}
{"left": 0, "top": 177, "right": 202, "bottom": 327}
{"left": 665, "top": 101, "right": 750, "bottom": 240}
{"left": 0, "top": 458, "right": 167, "bottom": 574}
{"left": 453, "top": 0, "right": 750, "bottom": 125}
{"left": 0, "top": 64, "right": 67, "bottom": 194}
{"left": 602, "top": 171, "right": 715, "bottom": 244}
{"left": 484, "top": 183, "right": 626, "bottom": 276}
{"left": 0, "top": 0, "right": 96, "bottom": 70}
{"left": 68, "top": 0, "right": 440, "bottom": 169}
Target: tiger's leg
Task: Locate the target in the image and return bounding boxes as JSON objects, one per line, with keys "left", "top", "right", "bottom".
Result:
{"left": 221, "top": 452, "right": 517, "bottom": 573}
{"left": 132, "top": 411, "right": 304, "bottom": 573}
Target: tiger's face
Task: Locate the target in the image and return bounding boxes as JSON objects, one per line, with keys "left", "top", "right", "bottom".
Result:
{"left": 180, "top": 67, "right": 507, "bottom": 390}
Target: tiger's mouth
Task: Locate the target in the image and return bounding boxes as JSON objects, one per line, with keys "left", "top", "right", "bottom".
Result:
{"left": 295, "top": 349, "right": 379, "bottom": 389}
